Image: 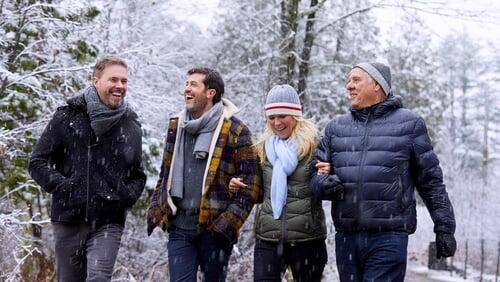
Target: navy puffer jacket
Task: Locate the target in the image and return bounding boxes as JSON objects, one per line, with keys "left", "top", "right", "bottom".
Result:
{"left": 311, "top": 96, "right": 455, "bottom": 234}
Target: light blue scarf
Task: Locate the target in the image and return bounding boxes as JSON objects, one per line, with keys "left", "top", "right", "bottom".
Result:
{"left": 265, "top": 135, "right": 299, "bottom": 219}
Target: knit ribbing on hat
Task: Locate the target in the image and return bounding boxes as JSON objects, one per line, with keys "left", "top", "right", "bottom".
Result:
{"left": 265, "top": 102, "right": 302, "bottom": 116}
{"left": 354, "top": 62, "right": 391, "bottom": 96}
{"left": 265, "top": 84, "right": 302, "bottom": 117}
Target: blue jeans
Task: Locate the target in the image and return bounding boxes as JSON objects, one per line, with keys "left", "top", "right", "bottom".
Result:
{"left": 335, "top": 232, "right": 408, "bottom": 282}
{"left": 253, "top": 238, "right": 327, "bottom": 282}
{"left": 167, "top": 226, "right": 234, "bottom": 282}
{"left": 52, "top": 222, "right": 123, "bottom": 282}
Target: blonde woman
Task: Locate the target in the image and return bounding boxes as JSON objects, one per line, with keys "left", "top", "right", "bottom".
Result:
{"left": 230, "top": 84, "right": 329, "bottom": 282}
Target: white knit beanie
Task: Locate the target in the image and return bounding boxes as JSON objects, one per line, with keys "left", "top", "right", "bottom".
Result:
{"left": 264, "top": 84, "right": 302, "bottom": 117}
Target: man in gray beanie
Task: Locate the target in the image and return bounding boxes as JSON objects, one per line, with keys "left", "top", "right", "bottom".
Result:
{"left": 310, "top": 62, "right": 456, "bottom": 281}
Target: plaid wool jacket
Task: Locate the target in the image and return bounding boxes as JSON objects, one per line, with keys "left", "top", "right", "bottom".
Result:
{"left": 147, "top": 99, "right": 261, "bottom": 242}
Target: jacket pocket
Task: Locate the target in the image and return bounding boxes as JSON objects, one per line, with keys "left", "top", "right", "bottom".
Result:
{"left": 52, "top": 175, "right": 86, "bottom": 217}
{"left": 91, "top": 167, "right": 124, "bottom": 212}
{"left": 93, "top": 192, "right": 124, "bottom": 223}
{"left": 100, "top": 167, "right": 122, "bottom": 198}
{"left": 54, "top": 177, "right": 73, "bottom": 195}
{"left": 94, "top": 170, "right": 122, "bottom": 212}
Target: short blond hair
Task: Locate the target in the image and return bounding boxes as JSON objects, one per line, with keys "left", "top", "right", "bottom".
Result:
{"left": 93, "top": 56, "right": 127, "bottom": 78}
{"left": 256, "top": 116, "right": 319, "bottom": 163}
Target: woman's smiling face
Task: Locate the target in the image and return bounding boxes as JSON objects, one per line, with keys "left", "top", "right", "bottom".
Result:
{"left": 267, "top": 115, "right": 297, "bottom": 140}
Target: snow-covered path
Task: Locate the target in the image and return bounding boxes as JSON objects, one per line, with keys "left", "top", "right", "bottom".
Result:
{"left": 406, "top": 265, "right": 469, "bottom": 282}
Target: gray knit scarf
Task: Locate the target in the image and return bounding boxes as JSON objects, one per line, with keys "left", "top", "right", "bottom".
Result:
{"left": 170, "top": 102, "right": 223, "bottom": 199}
{"left": 83, "top": 86, "right": 127, "bottom": 136}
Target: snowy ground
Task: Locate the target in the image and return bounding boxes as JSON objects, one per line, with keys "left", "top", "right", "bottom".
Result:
{"left": 315, "top": 204, "right": 499, "bottom": 282}
{"left": 406, "top": 266, "right": 460, "bottom": 282}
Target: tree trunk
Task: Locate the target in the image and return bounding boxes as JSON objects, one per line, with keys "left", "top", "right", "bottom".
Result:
{"left": 332, "top": 21, "right": 346, "bottom": 63}
{"left": 449, "top": 68, "right": 456, "bottom": 150}
{"left": 460, "top": 77, "right": 469, "bottom": 145}
{"left": 278, "top": 0, "right": 300, "bottom": 85}
{"left": 297, "top": 0, "right": 319, "bottom": 112}
{"left": 0, "top": 0, "right": 5, "bottom": 17}
{"left": 481, "top": 91, "right": 489, "bottom": 187}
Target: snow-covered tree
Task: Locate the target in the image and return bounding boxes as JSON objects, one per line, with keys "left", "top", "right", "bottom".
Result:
{"left": 437, "top": 32, "right": 484, "bottom": 168}
{"left": 1, "top": 2, "right": 98, "bottom": 278}
{"left": 386, "top": 13, "right": 446, "bottom": 141}
{"left": 305, "top": 0, "right": 380, "bottom": 126}
{"left": 1, "top": 0, "right": 499, "bottom": 280}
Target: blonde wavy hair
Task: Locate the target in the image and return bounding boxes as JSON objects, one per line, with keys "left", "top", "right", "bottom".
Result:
{"left": 255, "top": 116, "right": 319, "bottom": 163}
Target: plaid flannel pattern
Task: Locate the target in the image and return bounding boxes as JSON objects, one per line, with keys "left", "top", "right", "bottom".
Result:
{"left": 147, "top": 116, "right": 261, "bottom": 242}
{"left": 146, "top": 117, "right": 178, "bottom": 235}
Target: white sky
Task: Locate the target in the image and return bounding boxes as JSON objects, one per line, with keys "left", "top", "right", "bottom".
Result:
{"left": 374, "top": 0, "right": 500, "bottom": 46}
{"left": 173, "top": 0, "right": 500, "bottom": 47}
{"left": 169, "top": 0, "right": 220, "bottom": 33}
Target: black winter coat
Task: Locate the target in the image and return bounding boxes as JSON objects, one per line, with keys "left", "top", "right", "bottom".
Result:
{"left": 29, "top": 95, "right": 146, "bottom": 227}
{"left": 311, "top": 96, "right": 455, "bottom": 234}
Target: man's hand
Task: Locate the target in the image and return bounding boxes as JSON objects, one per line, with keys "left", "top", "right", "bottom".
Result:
{"left": 436, "top": 232, "right": 457, "bottom": 258}
{"left": 315, "top": 161, "right": 331, "bottom": 175}
{"left": 229, "top": 177, "right": 247, "bottom": 193}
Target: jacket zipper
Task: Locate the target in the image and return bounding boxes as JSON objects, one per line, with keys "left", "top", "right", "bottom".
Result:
{"left": 355, "top": 113, "right": 372, "bottom": 227}
{"left": 278, "top": 204, "right": 287, "bottom": 256}
{"left": 86, "top": 144, "right": 91, "bottom": 222}
{"left": 86, "top": 133, "right": 98, "bottom": 223}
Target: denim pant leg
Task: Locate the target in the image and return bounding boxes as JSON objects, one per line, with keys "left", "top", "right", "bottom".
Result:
{"left": 52, "top": 222, "right": 89, "bottom": 282}
{"left": 253, "top": 239, "right": 286, "bottom": 282}
{"left": 198, "top": 230, "right": 234, "bottom": 282}
{"left": 167, "top": 227, "right": 199, "bottom": 282}
{"left": 335, "top": 233, "right": 361, "bottom": 282}
{"left": 86, "top": 224, "right": 124, "bottom": 282}
{"left": 362, "top": 232, "right": 408, "bottom": 282}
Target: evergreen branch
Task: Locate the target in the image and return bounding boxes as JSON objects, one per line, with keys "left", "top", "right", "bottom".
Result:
{"left": 6, "top": 65, "right": 90, "bottom": 88}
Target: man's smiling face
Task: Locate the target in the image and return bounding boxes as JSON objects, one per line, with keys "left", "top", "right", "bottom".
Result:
{"left": 184, "top": 73, "right": 215, "bottom": 119}
{"left": 92, "top": 64, "right": 128, "bottom": 109}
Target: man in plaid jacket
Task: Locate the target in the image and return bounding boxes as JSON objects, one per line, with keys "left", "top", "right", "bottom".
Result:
{"left": 147, "top": 67, "right": 261, "bottom": 281}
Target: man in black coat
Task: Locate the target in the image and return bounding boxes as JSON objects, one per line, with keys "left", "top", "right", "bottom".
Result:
{"left": 29, "top": 56, "right": 146, "bottom": 281}
{"left": 311, "top": 62, "right": 456, "bottom": 282}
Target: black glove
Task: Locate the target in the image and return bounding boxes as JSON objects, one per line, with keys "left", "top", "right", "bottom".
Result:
{"left": 436, "top": 232, "right": 456, "bottom": 258}
{"left": 320, "top": 175, "right": 344, "bottom": 199}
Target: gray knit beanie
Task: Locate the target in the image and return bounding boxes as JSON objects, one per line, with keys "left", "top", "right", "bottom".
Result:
{"left": 265, "top": 84, "right": 302, "bottom": 117}
{"left": 353, "top": 62, "right": 392, "bottom": 96}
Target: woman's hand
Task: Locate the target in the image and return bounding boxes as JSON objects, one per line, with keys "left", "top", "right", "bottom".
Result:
{"left": 316, "top": 161, "right": 331, "bottom": 175}
{"left": 229, "top": 177, "right": 247, "bottom": 193}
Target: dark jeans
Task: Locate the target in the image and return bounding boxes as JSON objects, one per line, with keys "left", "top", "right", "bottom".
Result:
{"left": 253, "top": 238, "right": 327, "bottom": 282}
{"left": 52, "top": 222, "right": 123, "bottom": 282}
{"left": 167, "top": 226, "right": 234, "bottom": 282}
{"left": 335, "top": 231, "right": 408, "bottom": 282}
